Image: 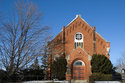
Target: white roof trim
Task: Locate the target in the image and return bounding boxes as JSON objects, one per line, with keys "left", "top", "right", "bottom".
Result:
{"left": 51, "top": 14, "right": 108, "bottom": 42}
{"left": 96, "top": 32, "right": 107, "bottom": 42}
{"left": 66, "top": 14, "right": 90, "bottom": 28}
{"left": 66, "top": 15, "right": 81, "bottom": 27}
{"left": 80, "top": 15, "right": 108, "bottom": 42}
{"left": 51, "top": 15, "right": 79, "bottom": 41}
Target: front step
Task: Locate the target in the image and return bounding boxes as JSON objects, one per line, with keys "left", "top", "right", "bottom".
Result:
{"left": 71, "top": 80, "right": 88, "bottom": 83}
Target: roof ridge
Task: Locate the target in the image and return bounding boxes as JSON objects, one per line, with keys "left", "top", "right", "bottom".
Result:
{"left": 66, "top": 14, "right": 80, "bottom": 27}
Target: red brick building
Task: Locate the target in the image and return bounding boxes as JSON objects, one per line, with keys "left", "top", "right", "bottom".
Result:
{"left": 48, "top": 15, "right": 110, "bottom": 81}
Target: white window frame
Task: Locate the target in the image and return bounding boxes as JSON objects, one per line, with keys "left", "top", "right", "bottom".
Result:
{"left": 74, "top": 32, "right": 83, "bottom": 49}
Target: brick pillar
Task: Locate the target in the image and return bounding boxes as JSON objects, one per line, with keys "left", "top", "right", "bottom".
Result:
{"left": 62, "top": 26, "right": 65, "bottom": 57}
{"left": 93, "top": 26, "right": 96, "bottom": 54}
{"left": 66, "top": 65, "right": 71, "bottom": 80}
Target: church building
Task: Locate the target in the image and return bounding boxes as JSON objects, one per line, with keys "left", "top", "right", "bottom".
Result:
{"left": 48, "top": 15, "right": 110, "bottom": 81}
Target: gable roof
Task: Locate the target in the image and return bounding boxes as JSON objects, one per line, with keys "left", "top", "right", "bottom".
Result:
{"left": 66, "top": 15, "right": 89, "bottom": 27}
{"left": 52, "top": 15, "right": 108, "bottom": 42}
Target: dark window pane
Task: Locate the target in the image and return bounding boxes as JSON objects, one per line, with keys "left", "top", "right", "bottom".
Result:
{"left": 81, "top": 43, "right": 83, "bottom": 48}
{"left": 74, "top": 61, "right": 82, "bottom": 66}
{"left": 76, "top": 33, "right": 82, "bottom": 40}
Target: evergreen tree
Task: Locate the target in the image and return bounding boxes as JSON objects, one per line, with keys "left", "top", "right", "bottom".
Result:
{"left": 91, "top": 54, "right": 113, "bottom": 74}
{"left": 30, "top": 57, "right": 39, "bottom": 70}
{"left": 22, "top": 57, "right": 44, "bottom": 81}
{"left": 51, "top": 56, "right": 67, "bottom": 80}
{"left": 41, "top": 44, "right": 48, "bottom": 79}
{"left": 41, "top": 45, "right": 48, "bottom": 71}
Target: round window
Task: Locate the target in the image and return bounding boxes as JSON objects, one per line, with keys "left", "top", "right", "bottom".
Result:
{"left": 76, "top": 33, "right": 82, "bottom": 40}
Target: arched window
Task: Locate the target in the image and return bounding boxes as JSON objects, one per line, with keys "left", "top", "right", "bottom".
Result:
{"left": 73, "top": 60, "right": 85, "bottom": 66}
{"left": 74, "top": 32, "right": 83, "bottom": 49}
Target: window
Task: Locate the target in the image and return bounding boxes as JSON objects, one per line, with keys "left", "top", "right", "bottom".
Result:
{"left": 74, "top": 62, "right": 82, "bottom": 66}
{"left": 76, "top": 34, "right": 82, "bottom": 40}
{"left": 73, "top": 60, "right": 85, "bottom": 66}
{"left": 74, "top": 32, "right": 83, "bottom": 49}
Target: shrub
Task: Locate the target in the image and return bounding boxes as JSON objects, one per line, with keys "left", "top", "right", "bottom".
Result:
{"left": 89, "top": 73, "right": 112, "bottom": 81}
{"left": 91, "top": 54, "right": 113, "bottom": 74}
{"left": 51, "top": 56, "right": 67, "bottom": 80}
{"left": 21, "top": 69, "right": 44, "bottom": 81}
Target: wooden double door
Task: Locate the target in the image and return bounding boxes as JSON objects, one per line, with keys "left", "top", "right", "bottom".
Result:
{"left": 72, "top": 66, "right": 84, "bottom": 80}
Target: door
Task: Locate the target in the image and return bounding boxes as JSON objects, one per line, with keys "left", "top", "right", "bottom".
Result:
{"left": 72, "top": 60, "right": 85, "bottom": 80}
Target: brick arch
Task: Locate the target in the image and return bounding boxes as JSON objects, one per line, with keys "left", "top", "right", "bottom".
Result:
{"left": 71, "top": 58, "right": 86, "bottom": 80}
{"left": 66, "top": 47, "right": 92, "bottom": 80}
{"left": 71, "top": 58, "right": 87, "bottom": 66}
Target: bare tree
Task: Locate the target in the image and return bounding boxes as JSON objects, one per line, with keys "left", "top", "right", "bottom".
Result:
{"left": 0, "top": 1, "right": 49, "bottom": 76}
{"left": 117, "top": 53, "right": 125, "bottom": 73}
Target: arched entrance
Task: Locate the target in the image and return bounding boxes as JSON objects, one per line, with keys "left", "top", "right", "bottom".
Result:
{"left": 72, "top": 60, "right": 85, "bottom": 80}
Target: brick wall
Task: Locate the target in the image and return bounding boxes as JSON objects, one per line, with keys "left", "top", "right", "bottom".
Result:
{"left": 48, "top": 15, "right": 110, "bottom": 81}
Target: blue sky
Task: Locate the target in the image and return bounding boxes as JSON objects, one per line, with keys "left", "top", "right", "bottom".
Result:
{"left": 0, "top": 0, "right": 125, "bottom": 66}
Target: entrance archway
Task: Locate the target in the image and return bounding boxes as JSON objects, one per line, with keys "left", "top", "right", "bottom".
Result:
{"left": 72, "top": 60, "right": 85, "bottom": 80}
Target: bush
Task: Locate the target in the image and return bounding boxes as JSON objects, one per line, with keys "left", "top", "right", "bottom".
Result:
{"left": 51, "top": 56, "right": 67, "bottom": 80}
{"left": 112, "top": 72, "right": 121, "bottom": 81}
{"left": 0, "top": 70, "right": 22, "bottom": 82}
{"left": 91, "top": 54, "right": 113, "bottom": 74}
{"left": 89, "top": 73, "right": 112, "bottom": 81}
{"left": 0, "top": 70, "right": 9, "bottom": 83}
{"left": 21, "top": 69, "right": 44, "bottom": 81}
